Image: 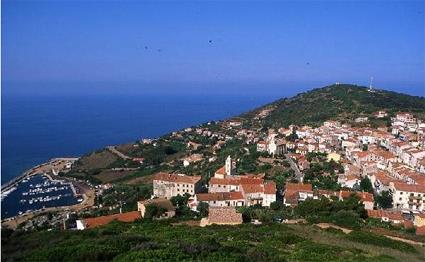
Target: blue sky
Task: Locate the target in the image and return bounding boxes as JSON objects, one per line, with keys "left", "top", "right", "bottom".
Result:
{"left": 2, "top": 0, "right": 424, "bottom": 96}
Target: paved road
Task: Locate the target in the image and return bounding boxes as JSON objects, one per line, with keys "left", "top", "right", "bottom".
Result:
{"left": 284, "top": 154, "right": 303, "bottom": 182}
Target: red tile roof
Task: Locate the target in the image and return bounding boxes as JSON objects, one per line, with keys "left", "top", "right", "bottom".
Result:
{"left": 404, "top": 220, "right": 414, "bottom": 229}
{"left": 83, "top": 211, "right": 141, "bottom": 229}
{"left": 197, "top": 191, "right": 244, "bottom": 201}
{"left": 209, "top": 176, "right": 264, "bottom": 186}
{"left": 340, "top": 191, "right": 374, "bottom": 202}
{"left": 241, "top": 184, "right": 264, "bottom": 194}
{"left": 209, "top": 177, "right": 241, "bottom": 186}
{"left": 285, "top": 183, "right": 312, "bottom": 192}
{"left": 284, "top": 183, "right": 313, "bottom": 205}
{"left": 264, "top": 182, "right": 277, "bottom": 194}
{"left": 367, "top": 209, "right": 403, "bottom": 221}
{"left": 215, "top": 166, "right": 226, "bottom": 175}
{"left": 374, "top": 171, "right": 397, "bottom": 185}
{"left": 316, "top": 189, "right": 339, "bottom": 198}
{"left": 392, "top": 182, "right": 425, "bottom": 193}
{"left": 154, "top": 172, "right": 201, "bottom": 184}
{"left": 358, "top": 192, "right": 374, "bottom": 202}
{"left": 353, "top": 151, "right": 369, "bottom": 158}
{"left": 416, "top": 226, "right": 425, "bottom": 236}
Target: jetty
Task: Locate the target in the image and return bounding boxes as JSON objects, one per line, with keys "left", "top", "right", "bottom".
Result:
{"left": 1, "top": 158, "right": 79, "bottom": 193}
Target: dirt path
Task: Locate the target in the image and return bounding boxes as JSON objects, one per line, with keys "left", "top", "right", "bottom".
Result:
{"left": 315, "top": 223, "right": 353, "bottom": 234}
{"left": 316, "top": 223, "right": 424, "bottom": 246}
{"left": 107, "top": 146, "right": 131, "bottom": 159}
{"left": 384, "top": 235, "right": 424, "bottom": 246}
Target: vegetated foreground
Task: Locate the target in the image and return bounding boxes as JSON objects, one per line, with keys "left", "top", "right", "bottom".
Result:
{"left": 2, "top": 220, "right": 424, "bottom": 262}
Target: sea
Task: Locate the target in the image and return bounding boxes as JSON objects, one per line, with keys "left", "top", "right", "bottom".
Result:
{"left": 2, "top": 93, "right": 279, "bottom": 217}
{"left": 2, "top": 94, "right": 278, "bottom": 185}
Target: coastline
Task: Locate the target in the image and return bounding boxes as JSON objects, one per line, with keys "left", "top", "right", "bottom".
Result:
{"left": 1, "top": 157, "right": 78, "bottom": 191}
{"left": 1, "top": 158, "right": 96, "bottom": 227}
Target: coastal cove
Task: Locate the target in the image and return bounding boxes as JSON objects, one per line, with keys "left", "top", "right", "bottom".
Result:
{"left": 2, "top": 93, "right": 277, "bottom": 185}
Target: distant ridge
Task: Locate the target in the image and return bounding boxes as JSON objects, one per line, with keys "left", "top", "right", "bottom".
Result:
{"left": 244, "top": 84, "right": 425, "bottom": 128}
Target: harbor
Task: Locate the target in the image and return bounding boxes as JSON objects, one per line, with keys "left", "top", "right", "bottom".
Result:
{"left": 1, "top": 174, "right": 82, "bottom": 219}
{"left": 1, "top": 158, "right": 95, "bottom": 224}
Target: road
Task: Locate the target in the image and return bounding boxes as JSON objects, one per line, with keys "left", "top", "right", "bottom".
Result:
{"left": 107, "top": 146, "right": 131, "bottom": 160}
{"left": 284, "top": 154, "right": 303, "bottom": 182}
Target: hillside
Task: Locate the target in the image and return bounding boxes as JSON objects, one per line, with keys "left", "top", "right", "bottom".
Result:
{"left": 247, "top": 84, "right": 425, "bottom": 128}
{"left": 2, "top": 220, "right": 425, "bottom": 262}
{"left": 3, "top": 84, "right": 425, "bottom": 261}
{"left": 62, "top": 84, "right": 425, "bottom": 187}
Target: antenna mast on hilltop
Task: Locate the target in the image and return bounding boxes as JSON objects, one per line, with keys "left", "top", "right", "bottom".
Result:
{"left": 369, "top": 76, "right": 374, "bottom": 91}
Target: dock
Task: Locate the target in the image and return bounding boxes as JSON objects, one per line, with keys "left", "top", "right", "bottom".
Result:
{"left": 1, "top": 158, "right": 79, "bottom": 193}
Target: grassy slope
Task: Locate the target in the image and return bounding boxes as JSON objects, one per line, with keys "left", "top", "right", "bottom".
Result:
{"left": 2, "top": 221, "right": 424, "bottom": 262}
{"left": 246, "top": 84, "right": 425, "bottom": 128}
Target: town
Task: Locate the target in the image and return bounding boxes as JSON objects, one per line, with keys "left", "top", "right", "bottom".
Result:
{"left": 3, "top": 85, "right": 425, "bottom": 261}
{"left": 49, "top": 109, "right": 425, "bottom": 238}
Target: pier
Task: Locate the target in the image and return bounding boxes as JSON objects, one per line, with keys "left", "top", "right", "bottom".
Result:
{"left": 1, "top": 158, "right": 79, "bottom": 192}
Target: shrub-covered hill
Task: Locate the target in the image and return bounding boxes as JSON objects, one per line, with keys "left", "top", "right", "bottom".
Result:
{"left": 2, "top": 221, "right": 424, "bottom": 262}
{"left": 248, "top": 84, "right": 425, "bottom": 128}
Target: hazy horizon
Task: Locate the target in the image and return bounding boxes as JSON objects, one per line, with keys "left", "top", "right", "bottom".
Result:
{"left": 2, "top": 1, "right": 424, "bottom": 97}
{"left": 3, "top": 81, "right": 424, "bottom": 98}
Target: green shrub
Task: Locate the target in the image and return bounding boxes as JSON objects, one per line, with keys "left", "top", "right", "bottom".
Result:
{"left": 347, "top": 231, "right": 417, "bottom": 253}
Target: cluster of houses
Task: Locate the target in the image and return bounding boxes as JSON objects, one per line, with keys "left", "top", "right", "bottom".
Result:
{"left": 249, "top": 112, "right": 424, "bottom": 213}
{"left": 153, "top": 156, "right": 277, "bottom": 210}
{"left": 282, "top": 182, "right": 374, "bottom": 210}
{"left": 77, "top": 111, "right": 425, "bottom": 234}
{"left": 252, "top": 111, "right": 425, "bottom": 233}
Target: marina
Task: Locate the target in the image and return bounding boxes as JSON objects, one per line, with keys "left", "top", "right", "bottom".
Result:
{"left": 1, "top": 174, "right": 82, "bottom": 219}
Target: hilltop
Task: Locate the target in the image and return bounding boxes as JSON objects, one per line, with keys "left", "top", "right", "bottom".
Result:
{"left": 244, "top": 84, "right": 425, "bottom": 128}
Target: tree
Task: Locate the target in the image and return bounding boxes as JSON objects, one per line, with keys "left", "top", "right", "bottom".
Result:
{"left": 330, "top": 210, "right": 361, "bottom": 230}
{"left": 270, "top": 201, "right": 284, "bottom": 211}
{"left": 197, "top": 202, "right": 209, "bottom": 217}
{"left": 171, "top": 193, "right": 192, "bottom": 217}
{"left": 375, "top": 191, "right": 393, "bottom": 209}
{"left": 274, "top": 174, "right": 286, "bottom": 192}
{"left": 170, "top": 193, "right": 190, "bottom": 208}
{"left": 360, "top": 177, "right": 373, "bottom": 193}
{"left": 286, "top": 131, "right": 298, "bottom": 142}
{"left": 144, "top": 204, "right": 166, "bottom": 219}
